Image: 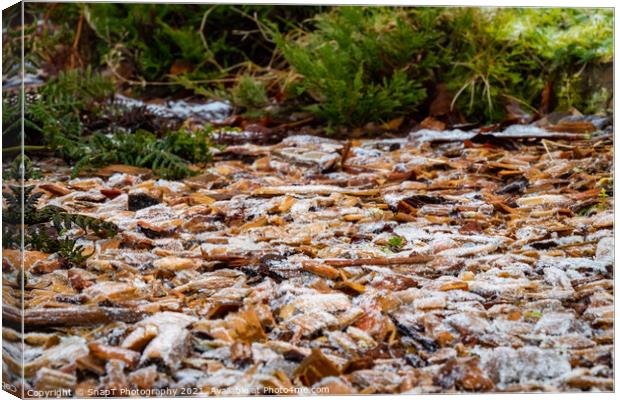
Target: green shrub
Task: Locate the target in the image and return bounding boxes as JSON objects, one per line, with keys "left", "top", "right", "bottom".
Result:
{"left": 80, "top": 4, "right": 323, "bottom": 82}
{"left": 273, "top": 7, "right": 442, "bottom": 127}
{"left": 231, "top": 75, "right": 270, "bottom": 111}
{"left": 440, "top": 8, "right": 545, "bottom": 121}
{"left": 441, "top": 8, "right": 613, "bottom": 121}
{"left": 14, "top": 5, "right": 614, "bottom": 131}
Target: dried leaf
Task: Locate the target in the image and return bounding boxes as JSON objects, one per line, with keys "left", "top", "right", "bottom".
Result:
{"left": 295, "top": 348, "right": 341, "bottom": 386}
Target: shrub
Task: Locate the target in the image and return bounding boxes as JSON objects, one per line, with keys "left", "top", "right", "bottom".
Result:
{"left": 80, "top": 4, "right": 322, "bottom": 82}
{"left": 273, "top": 7, "right": 443, "bottom": 127}
{"left": 12, "top": 5, "right": 614, "bottom": 131}
{"left": 439, "top": 8, "right": 545, "bottom": 122}
{"left": 231, "top": 75, "right": 270, "bottom": 111}
{"left": 441, "top": 8, "right": 613, "bottom": 121}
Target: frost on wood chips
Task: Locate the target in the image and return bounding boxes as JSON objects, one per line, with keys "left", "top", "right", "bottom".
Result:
{"left": 2, "top": 126, "right": 613, "bottom": 394}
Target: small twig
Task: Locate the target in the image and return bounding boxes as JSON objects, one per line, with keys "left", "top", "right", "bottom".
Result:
{"left": 3, "top": 305, "right": 147, "bottom": 328}
{"left": 450, "top": 78, "right": 473, "bottom": 111}
{"left": 480, "top": 73, "right": 493, "bottom": 114}
{"left": 504, "top": 93, "right": 539, "bottom": 115}
{"left": 340, "top": 139, "right": 353, "bottom": 170}
{"left": 231, "top": 7, "right": 274, "bottom": 43}
{"left": 556, "top": 240, "right": 597, "bottom": 250}
{"left": 42, "top": 3, "right": 58, "bottom": 36}
{"left": 541, "top": 139, "right": 554, "bottom": 160}
{"left": 109, "top": 63, "right": 275, "bottom": 88}
{"left": 273, "top": 116, "right": 314, "bottom": 131}
{"left": 314, "top": 255, "right": 433, "bottom": 267}
{"left": 3, "top": 145, "right": 49, "bottom": 153}
{"left": 591, "top": 140, "right": 609, "bottom": 148}
{"left": 69, "top": 11, "right": 85, "bottom": 68}
{"left": 541, "top": 139, "right": 575, "bottom": 149}
{"left": 199, "top": 6, "right": 224, "bottom": 73}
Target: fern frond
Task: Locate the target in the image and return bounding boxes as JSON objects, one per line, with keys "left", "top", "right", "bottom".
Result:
{"left": 48, "top": 210, "right": 119, "bottom": 238}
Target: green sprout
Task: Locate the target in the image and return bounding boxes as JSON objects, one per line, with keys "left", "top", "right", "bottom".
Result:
{"left": 387, "top": 235, "right": 406, "bottom": 251}
{"left": 524, "top": 310, "right": 543, "bottom": 319}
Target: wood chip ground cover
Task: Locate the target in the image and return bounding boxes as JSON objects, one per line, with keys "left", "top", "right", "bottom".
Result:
{"left": 2, "top": 126, "right": 614, "bottom": 395}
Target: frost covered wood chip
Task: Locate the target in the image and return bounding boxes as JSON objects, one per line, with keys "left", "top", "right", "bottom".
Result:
{"left": 5, "top": 126, "right": 613, "bottom": 394}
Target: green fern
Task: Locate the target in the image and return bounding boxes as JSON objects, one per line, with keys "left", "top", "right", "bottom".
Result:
{"left": 48, "top": 208, "right": 119, "bottom": 238}
{"left": 57, "top": 238, "right": 94, "bottom": 266}
{"left": 25, "top": 230, "right": 92, "bottom": 266}
{"left": 2, "top": 224, "right": 21, "bottom": 249}
{"left": 2, "top": 157, "right": 119, "bottom": 265}
{"left": 27, "top": 227, "right": 64, "bottom": 254}
{"left": 3, "top": 185, "right": 44, "bottom": 225}
{"left": 3, "top": 154, "right": 42, "bottom": 181}
{"left": 28, "top": 67, "right": 113, "bottom": 148}
{"left": 71, "top": 128, "right": 216, "bottom": 180}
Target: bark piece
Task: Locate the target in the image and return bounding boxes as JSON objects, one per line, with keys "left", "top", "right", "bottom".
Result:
{"left": 295, "top": 348, "right": 341, "bottom": 387}
{"left": 138, "top": 312, "right": 198, "bottom": 369}
{"left": 3, "top": 305, "right": 146, "bottom": 328}
{"left": 128, "top": 190, "right": 161, "bottom": 211}
{"left": 88, "top": 342, "right": 140, "bottom": 368}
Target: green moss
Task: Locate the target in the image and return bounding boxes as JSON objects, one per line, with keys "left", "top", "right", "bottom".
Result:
{"left": 524, "top": 310, "right": 543, "bottom": 319}
{"left": 439, "top": 8, "right": 539, "bottom": 121}
{"left": 584, "top": 87, "right": 612, "bottom": 115}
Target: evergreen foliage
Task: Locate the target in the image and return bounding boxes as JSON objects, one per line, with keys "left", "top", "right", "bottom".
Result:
{"left": 71, "top": 128, "right": 216, "bottom": 180}
{"left": 273, "top": 7, "right": 441, "bottom": 127}
{"left": 2, "top": 156, "right": 118, "bottom": 266}
{"left": 6, "top": 5, "right": 614, "bottom": 132}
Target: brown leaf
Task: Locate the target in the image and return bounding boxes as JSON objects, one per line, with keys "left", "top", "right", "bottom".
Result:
{"left": 4, "top": 250, "right": 49, "bottom": 271}
{"left": 504, "top": 97, "right": 532, "bottom": 124}
{"left": 439, "top": 281, "right": 469, "bottom": 291}
{"left": 435, "top": 358, "right": 494, "bottom": 391}
{"left": 229, "top": 308, "right": 267, "bottom": 342}
{"left": 459, "top": 220, "right": 483, "bottom": 234}
{"left": 101, "top": 359, "right": 129, "bottom": 393}
{"left": 380, "top": 117, "right": 404, "bottom": 131}
{"left": 88, "top": 342, "right": 140, "bottom": 369}
{"left": 295, "top": 348, "right": 341, "bottom": 386}
{"left": 314, "top": 376, "right": 357, "bottom": 394}
{"left": 547, "top": 120, "right": 597, "bottom": 133}
{"left": 429, "top": 83, "right": 453, "bottom": 117}
{"left": 39, "top": 183, "right": 71, "bottom": 196}
{"left": 121, "top": 325, "right": 158, "bottom": 351}
{"left": 169, "top": 59, "right": 193, "bottom": 76}
{"left": 540, "top": 80, "right": 553, "bottom": 115}
{"left": 100, "top": 188, "right": 122, "bottom": 199}
{"left": 95, "top": 164, "right": 152, "bottom": 178}
{"left": 230, "top": 341, "right": 253, "bottom": 364}
{"left": 31, "top": 256, "right": 65, "bottom": 274}
{"left": 303, "top": 263, "right": 340, "bottom": 280}
{"left": 129, "top": 366, "right": 162, "bottom": 390}
{"left": 420, "top": 116, "right": 446, "bottom": 131}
